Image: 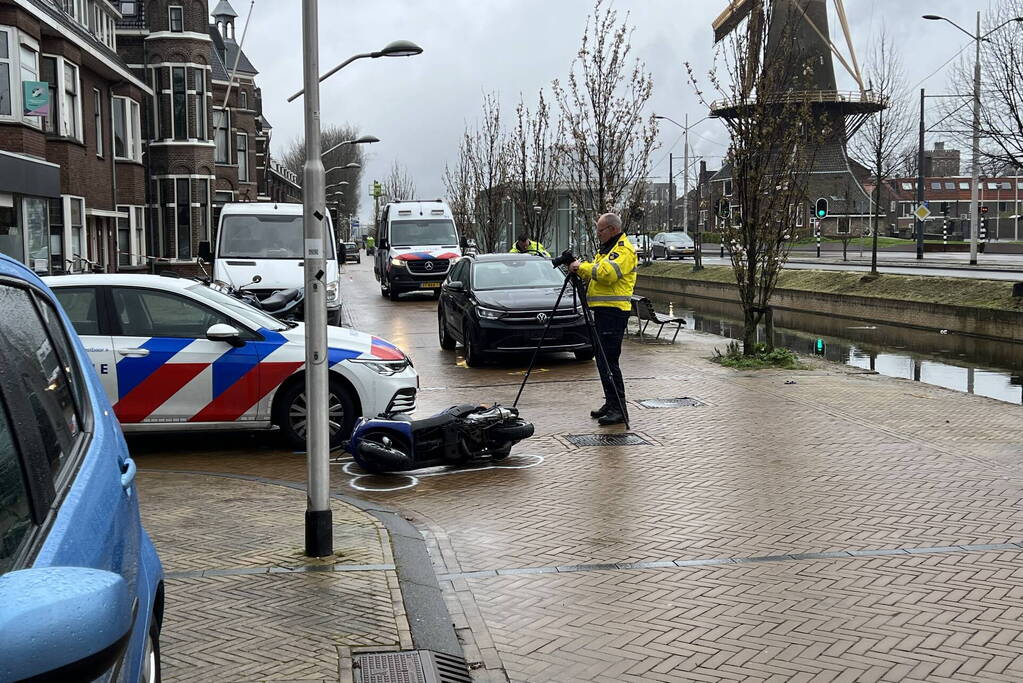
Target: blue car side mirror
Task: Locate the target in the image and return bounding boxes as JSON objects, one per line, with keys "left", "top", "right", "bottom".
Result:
{"left": 0, "top": 567, "right": 133, "bottom": 682}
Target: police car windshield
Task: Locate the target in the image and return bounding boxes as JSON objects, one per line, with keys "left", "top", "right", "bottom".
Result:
{"left": 472, "top": 259, "right": 564, "bottom": 291}
{"left": 219, "top": 214, "right": 335, "bottom": 259}
{"left": 390, "top": 219, "right": 457, "bottom": 247}
{"left": 187, "top": 284, "right": 291, "bottom": 331}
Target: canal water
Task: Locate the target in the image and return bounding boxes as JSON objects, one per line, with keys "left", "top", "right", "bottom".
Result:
{"left": 639, "top": 292, "right": 1023, "bottom": 405}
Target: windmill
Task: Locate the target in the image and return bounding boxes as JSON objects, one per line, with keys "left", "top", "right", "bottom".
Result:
{"left": 710, "top": 0, "right": 884, "bottom": 230}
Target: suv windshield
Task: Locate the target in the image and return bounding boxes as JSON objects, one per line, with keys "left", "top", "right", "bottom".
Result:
{"left": 472, "top": 259, "right": 565, "bottom": 291}
{"left": 219, "top": 214, "right": 335, "bottom": 259}
{"left": 390, "top": 219, "right": 458, "bottom": 247}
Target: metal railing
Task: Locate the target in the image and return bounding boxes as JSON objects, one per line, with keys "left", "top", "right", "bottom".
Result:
{"left": 711, "top": 90, "right": 883, "bottom": 111}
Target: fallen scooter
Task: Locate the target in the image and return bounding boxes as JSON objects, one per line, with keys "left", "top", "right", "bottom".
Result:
{"left": 346, "top": 404, "right": 534, "bottom": 474}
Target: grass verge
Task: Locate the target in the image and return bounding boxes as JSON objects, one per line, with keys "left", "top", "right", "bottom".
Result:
{"left": 712, "top": 342, "right": 806, "bottom": 370}
{"left": 638, "top": 262, "right": 1022, "bottom": 311}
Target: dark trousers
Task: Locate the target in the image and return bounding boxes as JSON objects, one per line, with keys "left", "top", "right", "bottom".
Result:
{"left": 592, "top": 306, "right": 629, "bottom": 411}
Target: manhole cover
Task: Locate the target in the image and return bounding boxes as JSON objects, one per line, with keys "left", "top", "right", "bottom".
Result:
{"left": 639, "top": 397, "right": 705, "bottom": 408}
{"left": 354, "top": 650, "right": 471, "bottom": 683}
{"left": 565, "top": 433, "right": 649, "bottom": 447}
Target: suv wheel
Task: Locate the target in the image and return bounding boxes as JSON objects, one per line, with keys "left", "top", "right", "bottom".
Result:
{"left": 463, "top": 320, "right": 486, "bottom": 367}
{"left": 438, "top": 308, "right": 456, "bottom": 350}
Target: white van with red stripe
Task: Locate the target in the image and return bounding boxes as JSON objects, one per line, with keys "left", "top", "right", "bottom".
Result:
{"left": 44, "top": 274, "right": 417, "bottom": 448}
{"left": 373, "top": 200, "right": 462, "bottom": 301}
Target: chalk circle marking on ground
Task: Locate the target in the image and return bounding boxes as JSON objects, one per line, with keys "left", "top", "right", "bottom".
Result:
{"left": 331, "top": 453, "right": 546, "bottom": 492}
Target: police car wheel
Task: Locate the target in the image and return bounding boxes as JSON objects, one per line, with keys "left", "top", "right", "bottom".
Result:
{"left": 276, "top": 377, "right": 355, "bottom": 449}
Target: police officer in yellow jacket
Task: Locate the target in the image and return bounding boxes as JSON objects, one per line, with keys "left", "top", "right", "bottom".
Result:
{"left": 510, "top": 234, "right": 551, "bottom": 258}
{"left": 569, "top": 213, "right": 636, "bottom": 426}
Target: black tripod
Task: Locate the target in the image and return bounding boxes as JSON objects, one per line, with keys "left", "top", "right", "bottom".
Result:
{"left": 512, "top": 271, "right": 630, "bottom": 429}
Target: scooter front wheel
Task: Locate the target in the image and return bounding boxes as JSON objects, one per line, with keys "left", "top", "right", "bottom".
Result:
{"left": 354, "top": 430, "right": 414, "bottom": 473}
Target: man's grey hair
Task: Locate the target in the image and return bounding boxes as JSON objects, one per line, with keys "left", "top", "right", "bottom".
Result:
{"left": 598, "top": 213, "right": 622, "bottom": 231}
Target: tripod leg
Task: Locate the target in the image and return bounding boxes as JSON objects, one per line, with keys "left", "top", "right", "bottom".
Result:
{"left": 512, "top": 274, "right": 574, "bottom": 408}
{"left": 573, "top": 277, "right": 630, "bottom": 429}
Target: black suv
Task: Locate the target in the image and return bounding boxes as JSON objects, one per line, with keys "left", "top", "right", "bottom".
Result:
{"left": 437, "top": 253, "right": 594, "bottom": 366}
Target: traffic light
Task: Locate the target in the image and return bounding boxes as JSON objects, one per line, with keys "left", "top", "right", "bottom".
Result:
{"left": 940, "top": 202, "right": 950, "bottom": 216}
{"left": 980, "top": 205, "right": 989, "bottom": 214}
{"left": 815, "top": 197, "right": 828, "bottom": 219}
{"left": 980, "top": 216, "right": 988, "bottom": 240}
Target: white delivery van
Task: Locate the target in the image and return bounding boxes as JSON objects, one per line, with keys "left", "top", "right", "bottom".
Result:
{"left": 373, "top": 199, "right": 463, "bottom": 301}
{"left": 202, "top": 202, "right": 342, "bottom": 325}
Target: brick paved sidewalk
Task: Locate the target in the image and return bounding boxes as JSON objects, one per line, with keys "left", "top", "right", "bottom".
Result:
{"left": 136, "top": 471, "right": 427, "bottom": 682}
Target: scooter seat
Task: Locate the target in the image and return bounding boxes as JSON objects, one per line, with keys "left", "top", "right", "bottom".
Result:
{"left": 261, "top": 288, "right": 301, "bottom": 311}
{"left": 404, "top": 404, "right": 477, "bottom": 431}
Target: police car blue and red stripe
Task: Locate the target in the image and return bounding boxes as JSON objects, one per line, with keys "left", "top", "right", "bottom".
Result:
{"left": 43, "top": 274, "right": 417, "bottom": 448}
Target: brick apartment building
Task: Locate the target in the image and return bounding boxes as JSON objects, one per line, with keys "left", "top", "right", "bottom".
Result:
{"left": 0, "top": 0, "right": 149, "bottom": 274}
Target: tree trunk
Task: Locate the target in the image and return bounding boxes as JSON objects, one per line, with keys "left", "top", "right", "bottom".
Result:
{"left": 742, "top": 306, "right": 758, "bottom": 355}
{"left": 763, "top": 306, "right": 775, "bottom": 351}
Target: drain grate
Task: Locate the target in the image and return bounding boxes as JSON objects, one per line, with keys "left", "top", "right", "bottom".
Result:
{"left": 354, "top": 650, "right": 472, "bottom": 683}
{"left": 639, "top": 397, "right": 705, "bottom": 408}
{"left": 565, "top": 433, "right": 649, "bottom": 447}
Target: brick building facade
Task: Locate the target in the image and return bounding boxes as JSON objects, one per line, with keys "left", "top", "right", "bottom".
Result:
{"left": 0, "top": 0, "right": 149, "bottom": 274}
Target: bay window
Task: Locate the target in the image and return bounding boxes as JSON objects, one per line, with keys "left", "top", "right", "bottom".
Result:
{"left": 40, "top": 55, "right": 81, "bottom": 140}
{"left": 172, "top": 66, "right": 186, "bottom": 139}
{"left": 62, "top": 61, "right": 79, "bottom": 138}
{"left": 176, "top": 179, "right": 190, "bottom": 259}
{"left": 0, "top": 29, "right": 11, "bottom": 116}
{"left": 113, "top": 97, "right": 142, "bottom": 161}
{"left": 193, "top": 67, "right": 206, "bottom": 140}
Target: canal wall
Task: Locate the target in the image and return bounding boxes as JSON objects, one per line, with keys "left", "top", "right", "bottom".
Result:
{"left": 635, "top": 274, "right": 1023, "bottom": 344}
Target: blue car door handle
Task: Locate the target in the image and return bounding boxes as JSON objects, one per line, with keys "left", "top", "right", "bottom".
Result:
{"left": 120, "top": 457, "right": 137, "bottom": 489}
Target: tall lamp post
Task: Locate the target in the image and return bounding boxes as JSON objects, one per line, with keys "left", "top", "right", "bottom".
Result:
{"left": 923, "top": 12, "right": 1023, "bottom": 265}
{"left": 294, "top": 7, "right": 420, "bottom": 557}
{"left": 655, "top": 114, "right": 712, "bottom": 269}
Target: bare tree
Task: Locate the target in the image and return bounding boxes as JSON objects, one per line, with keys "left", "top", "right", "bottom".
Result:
{"left": 382, "top": 160, "right": 416, "bottom": 202}
{"left": 443, "top": 147, "right": 475, "bottom": 247}
{"left": 688, "top": 0, "right": 824, "bottom": 355}
{"left": 849, "top": 31, "right": 912, "bottom": 274}
{"left": 462, "top": 92, "right": 511, "bottom": 253}
{"left": 283, "top": 123, "right": 364, "bottom": 220}
{"left": 553, "top": 0, "right": 659, "bottom": 251}
{"left": 941, "top": 0, "right": 1023, "bottom": 172}
{"left": 508, "top": 90, "right": 563, "bottom": 247}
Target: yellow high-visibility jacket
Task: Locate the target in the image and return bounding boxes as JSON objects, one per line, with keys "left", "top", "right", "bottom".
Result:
{"left": 510, "top": 240, "right": 551, "bottom": 258}
{"left": 577, "top": 233, "right": 637, "bottom": 311}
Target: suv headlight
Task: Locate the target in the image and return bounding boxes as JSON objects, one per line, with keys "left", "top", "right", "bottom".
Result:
{"left": 349, "top": 357, "right": 411, "bottom": 376}
{"left": 476, "top": 306, "right": 504, "bottom": 320}
{"left": 326, "top": 281, "right": 339, "bottom": 303}
{"left": 390, "top": 258, "right": 406, "bottom": 268}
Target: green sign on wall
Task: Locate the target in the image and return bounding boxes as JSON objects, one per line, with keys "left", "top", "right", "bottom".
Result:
{"left": 23, "top": 81, "right": 49, "bottom": 116}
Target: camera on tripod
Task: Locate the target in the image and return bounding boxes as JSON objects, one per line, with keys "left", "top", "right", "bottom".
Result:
{"left": 551, "top": 250, "right": 576, "bottom": 269}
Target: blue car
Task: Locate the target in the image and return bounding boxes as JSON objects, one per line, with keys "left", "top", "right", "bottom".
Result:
{"left": 0, "top": 255, "right": 163, "bottom": 682}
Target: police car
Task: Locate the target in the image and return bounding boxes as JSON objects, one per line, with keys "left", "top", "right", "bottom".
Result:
{"left": 43, "top": 274, "right": 418, "bottom": 448}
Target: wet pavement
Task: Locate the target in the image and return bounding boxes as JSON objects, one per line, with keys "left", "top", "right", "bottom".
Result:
{"left": 135, "top": 257, "right": 1023, "bottom": 682}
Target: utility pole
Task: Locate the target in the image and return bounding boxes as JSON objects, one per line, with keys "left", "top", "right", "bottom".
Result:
{"left": 682, "top": 113, "right": 689, "bottom": 234}
{"left": 969, "top": 10, "right": 982, "bottom": 265}
{"left": 667, "top": 154, "right": 673, "bottom": 230}
{"left": 916, "top": 88, "right": 926, "bottom": 260}
{"left": 301, "top": 0, "right": 331, "bottom": 557}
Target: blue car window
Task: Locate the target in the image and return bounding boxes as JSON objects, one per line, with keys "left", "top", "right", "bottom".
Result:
{"left": 33, "top": 292, "right": 88, "bottom": 422}
{"left": 0, "top": 398, "right": 32, "bottom": 575}
{"left": 0, "top": 286, "right": 80, "bottom": 474}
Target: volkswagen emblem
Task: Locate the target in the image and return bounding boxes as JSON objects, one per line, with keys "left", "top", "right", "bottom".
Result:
{"left": 536, "top": 312, "right": 548, "bottom": 324}
{"left": 425, "top": 261, "right": 435, "bottom": 271}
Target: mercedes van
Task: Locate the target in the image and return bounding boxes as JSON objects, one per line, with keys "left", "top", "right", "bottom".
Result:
{"left": 203, "top": 203, "right": 342, "bottom": 325}
{"left": 374, "top": 200, "right": 462, "bottom": 301}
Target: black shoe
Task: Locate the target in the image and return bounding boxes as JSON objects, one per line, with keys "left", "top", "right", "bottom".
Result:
{"left": 590, "top": 403, "right": 610, "bottom": 419}
{"left": 598, "top": 409, "right": 626, "bottom": 426}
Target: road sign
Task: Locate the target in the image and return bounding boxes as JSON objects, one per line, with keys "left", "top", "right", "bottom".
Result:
{"left": 912, "top": 204, "right": 931, "bottom": 221}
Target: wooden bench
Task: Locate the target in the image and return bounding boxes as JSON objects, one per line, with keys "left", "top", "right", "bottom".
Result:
{"left": 630, "top": 296, "right": 686, "bottom": 343}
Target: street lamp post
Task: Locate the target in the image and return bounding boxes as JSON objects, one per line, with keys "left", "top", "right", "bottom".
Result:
{"left": 287, "top": 40, "right": 423, "bottom": 102}
{"left": 655, "top": 113, "right": 711, "bottom": 269}
{"left": 923, "top": 12, "right": 1023, "bottom": 265}
{"left": 294, "top": 18, "right": 420, "bottom": 557}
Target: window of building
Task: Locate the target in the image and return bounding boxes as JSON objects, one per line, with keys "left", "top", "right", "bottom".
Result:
{"left": 930, "top": 181, "right": 942, "bottom": 191}
{"left": 176, "top": 179, "right": 190, "bottom": 259}
{"left": 987, "top": 182, "right": 998, "bottom": 190}
{"left": 944, "top": 182, "right": 955, "bottom": 190}
{"left": 48, "top": 197, "right": 63, "bottom": 273}
{"left": 999, "top": 202, "right": 1008, "bottom": 212}
{"left": 134, "top": 206, "right": 145, "bottom": 266}
{"left": 41, "top": 56, "right": 58, "bottom": 133}
{"left": 901, "top": 182, "right": 913, "bottom": 191}
{"left": 193, "top": 68, "right": 206, "bottom": 140}
{"left": 68, "top": 197, "right": 83, "bottom": 269}
{"left": 62, "top": 61, "right": 79, "bottom": 139}
{"left": 169, "top": 6, "right": 184, "bottom": 32}
{"left": 240, "top": 89, "right": 247, "bottom": 109}
{"left": 93, "top": 89, "right": 102, "bottom": 156}
{"left": 1000, "top": 182, "right": 1011, "bottom": 191}
{"left": 0, "top": 28, "right": 11, "bottom": 116}
{"left": 113, "top": 97, "right": 141, "bottom": 161}
{"left": 236, "top": 132, "right": 248, "bottom": 181}
{"left": 19, "top": 37, "right": 40, "bottom": 129}
{"left": 121, "top": 2, "right": 137, "bottom": 16}
{"left": 959, "top": 182, "right": 970, "bottom": 190}
{"left": 723, "top": 179, "right": 733, "bottom": 196}
{"left": 117, "top": 210, "right": 130, "bottom": 266}
{"left": 172, "top": 66, "right": 186, "bottom": 139}
{"left": 197, "top": 180, "right": 210, "bottom": 242}
{"left": 213, "top": 109, "right": 229, "bottom": 162}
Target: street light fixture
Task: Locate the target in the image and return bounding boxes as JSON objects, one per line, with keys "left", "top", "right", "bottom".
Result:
{"left": 923, "top": 12, "right": 1023, "bottom": 265}
{"left": 296, "top": 19, "right": 420, "bottom": 559}
{"left": 321, "top": 135, "right": 379, "bottom": 159}
{"left": 287, "top": 39, "right": 424, "bottom": 102}
{"left": 654, "top": 113, "right": 712, "bottom": 269}
{"left": 326, "top": 162, "right": 361, "bottom": 175}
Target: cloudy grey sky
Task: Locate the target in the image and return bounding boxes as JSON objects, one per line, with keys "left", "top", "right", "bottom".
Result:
{"left": 239, "top": 0, "right": 982, "bottom": 223}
